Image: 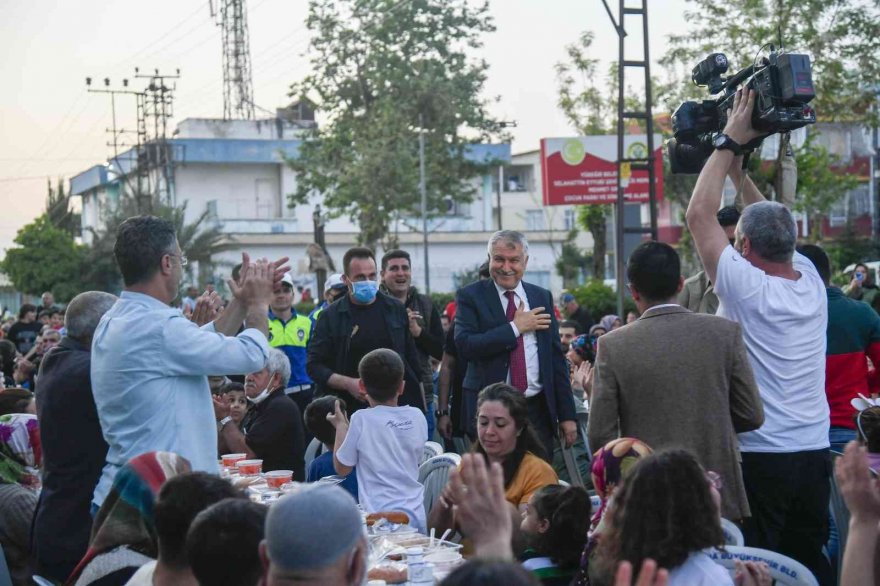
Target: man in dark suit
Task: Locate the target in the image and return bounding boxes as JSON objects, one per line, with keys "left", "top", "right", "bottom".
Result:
{"left": 454, "top": 230, "right": 577, "bottom": 460}
{"left": 307, "top": 246, "right": 425, "bottom": 416}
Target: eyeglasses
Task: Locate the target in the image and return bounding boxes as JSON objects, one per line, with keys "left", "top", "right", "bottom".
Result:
{"left": 168, "top": 253, "right": 188, "bottom": 267}
{"left": 706, "top": 470, "right": 723, "bottom": 492}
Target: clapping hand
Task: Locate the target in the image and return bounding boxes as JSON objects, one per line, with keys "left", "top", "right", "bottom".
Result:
{"left": 614, "top": 559, "right": 668, "bottom": 586}
{"left": 448, "top": 453, "right": 512, "bottom": 560}
{"left": 735, "top": 561, "right": 771, "bottom": 586}
{"left": 212, "top": 394, "right": 231, "bottom": 422}
{"left": 228, "top": 253, "right": 291, "bottom": 304}
{"left": 407, "top": 309, "right": 423, "bottom": 337}
{"left": 573, "top": 361, "right": 593, "bottom": 394}
{"left": 836, "top": 441, "right": 880, "bottom": 524}
{"left": 189, "top": 290, "right": 223, "bottom": 326}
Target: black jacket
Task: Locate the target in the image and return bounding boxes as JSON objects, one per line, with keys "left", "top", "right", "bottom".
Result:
{"left": 31, "top": 337, "right": 109, "bottom": 582}
{"left": 307, "top": 292, "right": 426, "bottom": 413}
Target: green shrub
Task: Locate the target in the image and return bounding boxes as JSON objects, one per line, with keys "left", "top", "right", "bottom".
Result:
{"left": 567, "top": 280, "right": 636, "bottom": 320}
{"left": 429, "top": 292, "right": 455, "bottom": 313}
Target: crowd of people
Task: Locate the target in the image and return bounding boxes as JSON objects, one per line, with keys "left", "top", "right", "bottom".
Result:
{"left": 0, "top": 87, "right": 878, "bottom": 586}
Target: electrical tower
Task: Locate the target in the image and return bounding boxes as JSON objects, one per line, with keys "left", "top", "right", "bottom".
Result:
{"left": 86, "top": 68, "right": 181, "bottom": 207}
{"left": 211, "top": 0, "right": 256, "bottom": 120}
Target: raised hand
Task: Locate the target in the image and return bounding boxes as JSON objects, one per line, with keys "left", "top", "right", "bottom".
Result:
{"left": 325, "top": 400, "right": 350, "bottom": 429}
{"left": 614, "top": 559, "right": 669, "bottom": 586}
{"left": 190, "top": 291, "right": 223, "bottom": 326}
{"left": 448, "top": 453, "right": 512, "bottom": 559}
{"left": 836, "top": 441, "right": 880, "bottom": 523}
{"left": 512, "top": 302, "right": 551, "bottom": 334}
{"left": 722, "top": 88, "right": 764, "bottom": 146}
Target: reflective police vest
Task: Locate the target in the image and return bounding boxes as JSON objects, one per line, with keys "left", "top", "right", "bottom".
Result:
{"left": 267, "top": 311, "right": 313, "bottom": 386}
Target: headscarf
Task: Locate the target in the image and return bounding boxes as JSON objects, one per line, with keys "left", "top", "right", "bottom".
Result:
{"left": 590, "top": 437, "right": 653, "bottom": 530}
{"left": 572, "top": 438, "right": 652, "bottom": 586}
{"left": 66, "top": 451, "right": 191, "bottom": 585}
{"left": 599, "top": 315, "right": 621, "bottom": 332}
{"left": 0, "top": 413, "right": 41, "bottom": 489}
{"left": 569, "top": 334, "right": 595, "bottom": 363}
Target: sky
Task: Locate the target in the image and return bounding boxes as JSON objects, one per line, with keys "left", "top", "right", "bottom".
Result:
{"left": 0, "top": 0, "right": 690, "bottom": 256}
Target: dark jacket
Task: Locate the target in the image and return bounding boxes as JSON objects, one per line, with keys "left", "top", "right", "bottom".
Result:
{"left": 240, "top": 389, "right": 306, "bottom": 480}
{"left": 31, "top": 337, "right": 109, "bottom": 582}
{"left": 307, "top": 291, "right": 426, "bottom": 413}
{"left": 454, "top": 279, "right": 577, "bottom": 426}
{"left": 380, "top": 285, "right": 444, "bottom": 402}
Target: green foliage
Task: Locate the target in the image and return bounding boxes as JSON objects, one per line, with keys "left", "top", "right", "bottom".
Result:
{"left": 567, "top": 279, "right": 636, "bottom": 321}
{"left": 576, "top": 205, "right": 610, "bottom": 279}
{"left": 554, "top": 230, "right": 590, "bottom": 288}
{"left": 294, "top": 301, "right": 317, "bottom": 316}
{"left": 81, "top": 191, "right": 234, "bottom": 294}
{"left": 452, "top": 263, "right": 485, "bottom": 290}
{"left": 659, "top": 0, "right": 880, "bottom": 124}
{"left": 45, "top": 178, "right": 81, "bottom": 237}
{"left": 286, "top": 0, "right": 505, "bottom": 250}
{"left": 1, "top": 216, "right": 86, "bottom": 301}
{"left": 429, "top": 291, "right": 455, "bottom": 311}
{"left": 792, "top": 133, "right": 861, "bottom": 241}
{"left": 826, "top": 224, "right": 880, "bottom": 281}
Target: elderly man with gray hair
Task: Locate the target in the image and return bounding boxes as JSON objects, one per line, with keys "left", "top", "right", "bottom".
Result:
{"left": 686, "top": 88, "right": 831, "bottom": 583}
{"left": 214, "top": 347, "right": 306, "bottom": 480}
{"left": 31, "top": 291, "right": 118, "bottom": 582}
{"left": 259, "top": 486, "right": 368, "bottom": 586}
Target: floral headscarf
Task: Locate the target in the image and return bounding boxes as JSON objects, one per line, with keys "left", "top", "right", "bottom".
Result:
{"left": 570, "top": 334, "right": 595, "bottom": 363}
{"left": 0, "top": 413, "right": 41, "bottom": 489}
{"left": 66, "top": 451, "right": 191, "bottom": 585}
{"left": 590, "top": 437, "right": 653, "bottom": 530}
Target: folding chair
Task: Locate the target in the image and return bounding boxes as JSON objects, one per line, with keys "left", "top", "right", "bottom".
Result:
{"left": 707, "top": 546, "right": 819, "bottom": 586}
{"left": 304, "top": 437, "right": 324, "bottom": 471}
{"left": 720, "top": 518, "right": 744, "bottom": 546}
{"left": 418, "top": 453, "right": 462, "bottom": 516}
{"left": 421, "top": 441, "right": 444, "bottom": 465}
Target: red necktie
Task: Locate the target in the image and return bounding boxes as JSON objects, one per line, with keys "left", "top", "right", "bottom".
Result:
{"left": 505, "top": 291, "right": 528, "bottom": 392}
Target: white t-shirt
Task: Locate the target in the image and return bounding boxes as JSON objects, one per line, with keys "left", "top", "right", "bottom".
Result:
{"left": 668, "top": 551, "right": 734, "bottom": 586}
{"left": 336, "top": 405, "right": 428, "bottom": 530}
{"left": 715, "top": 246, "right": 829, "bottom": 452}
{"left": 123, "top": 560, "right": 156, "bottom": 586}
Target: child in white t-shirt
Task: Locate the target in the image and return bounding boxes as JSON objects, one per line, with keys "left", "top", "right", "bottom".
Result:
{"left": 328, "top": 348, "right": 428, "bottom": 532}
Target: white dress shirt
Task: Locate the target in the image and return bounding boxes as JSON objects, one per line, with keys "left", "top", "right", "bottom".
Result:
{"left": 494, "top": 280, "right": 543, "bottom": 398}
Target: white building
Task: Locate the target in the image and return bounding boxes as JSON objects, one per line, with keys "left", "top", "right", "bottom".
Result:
{"left": 70, "top": 115, "right": 598, "bottom": 295}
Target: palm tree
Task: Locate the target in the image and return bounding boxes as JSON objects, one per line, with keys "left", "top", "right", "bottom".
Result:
{"left": 81, "top": 190, "right": 234, "bottom": 294}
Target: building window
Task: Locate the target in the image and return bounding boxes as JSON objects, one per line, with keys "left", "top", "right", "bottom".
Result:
{"left": 526, "top": 210, "right": 546, "bottom": 231}
{"left": 564, "top": 208, "right": 576, "bottom": 230}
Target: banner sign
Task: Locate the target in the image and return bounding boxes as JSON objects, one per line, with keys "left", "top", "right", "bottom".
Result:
{"left": 540, "top": 135, "right": 664, "bottom": 206}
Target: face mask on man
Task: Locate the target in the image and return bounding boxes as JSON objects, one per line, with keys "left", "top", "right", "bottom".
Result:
{"left": 248, "top": 386, "right": 272, "bottom": 405}
{"left": 351, "top": 280, "right": 379, "bottom": 304}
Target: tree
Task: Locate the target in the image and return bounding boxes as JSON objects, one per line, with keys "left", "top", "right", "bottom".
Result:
{"left": 1, "top": 216, "right": 86, "bottom": 301}
{"left": 576, "top": 206, "right": 608, "bottom": 280}
{"left": 554, "top": 230, "right": 591, "bottom": 288}
{"left": 792, "top": 133, "right": 860, "bottom": 241}
{"left": 45, "top": 178, "right": 81, "bottom": 237}
{"left": 285, "top": 0, "right": 505, "bottom": 251}
{"left": 81, "top": 191, "right": 233, "bottom": 294}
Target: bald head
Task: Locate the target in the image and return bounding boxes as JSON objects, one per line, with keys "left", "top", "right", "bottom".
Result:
{"left": 65, "top": 291, "right": 118, "bottom": 343}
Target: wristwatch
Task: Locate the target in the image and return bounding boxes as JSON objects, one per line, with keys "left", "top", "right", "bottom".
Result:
{"left": 435, "top": 408, "right": 450, "bottom": 418}
{"left": 218, "top": 416, "right": 233, "bottom": 430}
{"left": 713, "top": 133, "right": 743, "bottom": 155}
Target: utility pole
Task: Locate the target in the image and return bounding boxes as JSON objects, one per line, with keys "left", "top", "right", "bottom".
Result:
{"left": 419, "top": 114, "right": 430, "bottom": 295}
{"left": 211, "top": 0, "right": 256, "bottom": 119}
{"left": 86, "top": 76, "right": 144, "bottom": 198}
{"left": 313, "top": 205, "right": 328, "bottom": 300}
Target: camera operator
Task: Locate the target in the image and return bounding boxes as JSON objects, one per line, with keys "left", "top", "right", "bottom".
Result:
{"left": 686, "top": 88, "right": 832, "bottom": 584}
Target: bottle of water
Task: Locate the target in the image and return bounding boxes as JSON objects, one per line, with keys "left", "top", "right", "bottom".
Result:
{"left": 406, "top": 547, "right": 434, "bottom": 584}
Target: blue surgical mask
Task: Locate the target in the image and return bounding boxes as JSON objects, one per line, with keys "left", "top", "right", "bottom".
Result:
{"left": 351, "top": 280, "right": 378, "bottom": 304}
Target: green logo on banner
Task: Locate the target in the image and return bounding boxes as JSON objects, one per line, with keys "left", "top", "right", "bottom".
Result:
{"left": 561, "top": 139, "right": 586, "bottom": 165}
{"left": 627, "top": 142, "right": 648, "bottom": 160}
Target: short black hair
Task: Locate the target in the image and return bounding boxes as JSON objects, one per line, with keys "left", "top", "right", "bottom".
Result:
{"left": 478, "top": 261, "right": 491, "bottom": 279}
{"left": 342, "top": 247, "right": 376, "bottom": 277}
{"left": 305, "top": 395, "right": 344, "bottom": 446}
{"left": 381, "top": 249, "right": 411, "bottom": 271}
{"left": 154, "top": 473, "right": 241, "bottom": 568}
{"left": 18, "top": 304, "right": 36, "bottom": 320}
{"left": 358, "top": 348, "right": 404, "bottom": 402}
{"left": 716, "top": 206, "right": 741, "bottom": 227}
{"left": 559, "top": 320, "right": 581, "bottom": 335}
{"left": 219, "top": 382, "right": 245, "bottom": 397}
{"left": 441, "top": 560, "right": 539, "bottom": 586}
{"left": 796, "top": 244, "right": 831, "bottom": 285}
{"left": 186, "top": 498, "right": 267, "bottom": 586}
{"left": 0, "top": 388, "right": 35, "bottom": 416}
{"left": 114, "top": 215, "right": 178, "bottom": 286}
{"left": 626, "top": 241, "right": 681, "bottom": 303}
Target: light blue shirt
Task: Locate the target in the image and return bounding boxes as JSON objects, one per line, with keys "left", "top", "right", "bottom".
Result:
{"left": 90, "top": 291, "right": 269, "bottom": 506}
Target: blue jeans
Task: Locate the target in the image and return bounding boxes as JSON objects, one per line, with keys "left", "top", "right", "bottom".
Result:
{"left": 425, "top": 399, "right": 435, "bottom": 442}
{"left": 829, "top": 427, "right": 857, "bottom": 454}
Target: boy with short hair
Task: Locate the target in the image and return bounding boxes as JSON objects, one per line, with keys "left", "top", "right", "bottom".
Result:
{"left": 304, "top": 396, "right": 359, "bottom": 501}
{"left": 329, "top": 348, "right": 428, "bottom": 532}
{"left": 217, "top": 383, "right": 248, "bottom": 455}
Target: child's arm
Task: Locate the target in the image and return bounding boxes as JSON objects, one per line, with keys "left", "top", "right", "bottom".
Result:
{"left": 327, "top": 400, "right": 354, "bottom": 476}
